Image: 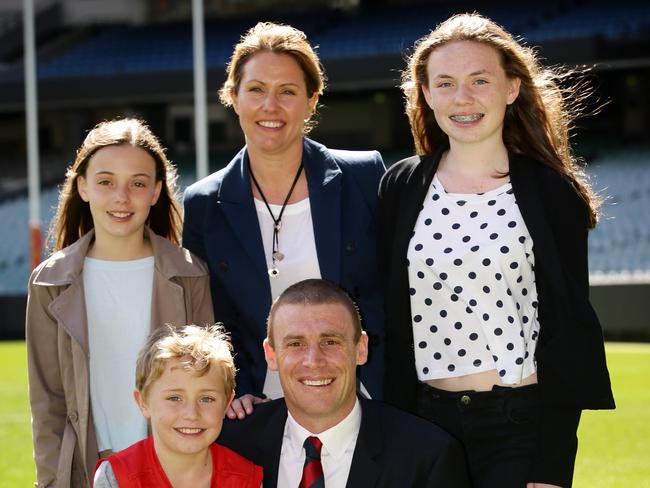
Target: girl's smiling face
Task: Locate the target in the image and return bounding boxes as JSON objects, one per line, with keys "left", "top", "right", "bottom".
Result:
{"left": 421, "top": 40, "right": 520, "bottom": 148}
{"left": 77, "top": 144, "right": 161, "bottom": 250}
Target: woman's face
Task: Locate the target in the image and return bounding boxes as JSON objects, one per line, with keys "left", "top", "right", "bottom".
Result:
{"left": 421, "top": 40, "right": 520, "bottom": 149}
{"left": 232, "top": 51, "right": 318, "bottom": 158}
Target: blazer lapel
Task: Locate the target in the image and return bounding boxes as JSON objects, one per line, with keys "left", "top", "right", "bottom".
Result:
{"left": 304, "top": 139, "right": 342, "bottom": 283}
{"left": 346, "top": 398, "right": 382, "bottom": 488}
{"left": 509, "top": 155, "right": 570, "bottom": 308}
{"left": 49, "top": 280, "right": 89, "bottom": 356}
{"left": 34, "top": 231, "right": 95, "bottom": 356}
{"left": 216, "top": 148, "right": 270, "bottom": 282}
{"left": 391, "top": 153, "right": 440, "bottom": 280}
{"left": 259, "top": 402, "right": 288, "bottom": 488}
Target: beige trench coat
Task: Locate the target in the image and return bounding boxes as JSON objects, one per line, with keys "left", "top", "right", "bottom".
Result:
{"left": 26, "top": 228, "right": 214, "bottom": 487}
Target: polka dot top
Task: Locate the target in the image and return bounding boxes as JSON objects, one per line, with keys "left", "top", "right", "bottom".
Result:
{"left": 407, "top": 174, "right": 540, "bottom": 385}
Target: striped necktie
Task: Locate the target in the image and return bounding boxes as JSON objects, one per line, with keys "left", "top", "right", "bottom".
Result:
{"left": 299, "top": 436, "right": 324, "bottom": 488}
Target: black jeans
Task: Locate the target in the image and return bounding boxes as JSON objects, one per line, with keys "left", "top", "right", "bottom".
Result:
{"left": 417, "top": 381, "right": 540, "bottom": 488}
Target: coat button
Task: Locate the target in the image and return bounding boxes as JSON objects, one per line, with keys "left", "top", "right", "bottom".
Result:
{"left": 346, "top": 241, "right": 356, "bottom": 253}
{"left": 218, "top": 261, "right": 228, "bottom": 272}
{"left": 460, "top": 395, "right": 471, "bottom": 406}
{"left": 68, "top": 411, "right": 78, "bottom": 422}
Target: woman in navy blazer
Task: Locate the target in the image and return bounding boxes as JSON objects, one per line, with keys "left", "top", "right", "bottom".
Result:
{"left": 183, "top": 22, "right": 385, "bottom": 413}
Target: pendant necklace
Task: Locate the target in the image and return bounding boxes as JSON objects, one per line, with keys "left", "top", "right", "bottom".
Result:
{"left": 249, "top": 161, "right": 304, "bottom": 278}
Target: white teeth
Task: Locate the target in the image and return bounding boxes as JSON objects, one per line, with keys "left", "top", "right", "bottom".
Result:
{"left": 177, "top": 427, "right": 203, "bottom": 434}
{"left": 258, "top": 121, "right": 283, "bottom": 128}
{"left": 450, "top": 114, "right": 483, "bottom": 123}
{"left": 109, "top": 211, "right": 131, "bottom": 218}
{"left": 302, "top": 378, "right": 333, "bottom": 386}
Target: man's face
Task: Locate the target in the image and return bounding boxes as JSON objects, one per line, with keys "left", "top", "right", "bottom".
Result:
{"left": 264, "top": 303, "right": 368, "bottom": 433}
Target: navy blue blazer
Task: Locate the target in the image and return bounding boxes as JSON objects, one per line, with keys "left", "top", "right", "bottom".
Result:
{"left": 218, "top": 397, "right": 471, "bottom": 488}
{"left": 183, "top": 138, "right": 385, "bottom": 398}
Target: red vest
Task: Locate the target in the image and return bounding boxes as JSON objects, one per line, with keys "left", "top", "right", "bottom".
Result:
{"left": 95, "top": 436, "right": 263, "bottom": 487}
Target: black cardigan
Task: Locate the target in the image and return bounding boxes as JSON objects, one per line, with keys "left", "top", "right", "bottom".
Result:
{"left": 378, "top": 149, "right": 615, "bottom": 485}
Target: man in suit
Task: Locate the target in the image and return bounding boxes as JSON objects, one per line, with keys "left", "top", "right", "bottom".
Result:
{"left": 218, "top": 279, "right": 471, "bottom": 487}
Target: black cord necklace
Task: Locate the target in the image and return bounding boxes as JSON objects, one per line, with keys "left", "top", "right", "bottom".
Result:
{"left": 249, "top": 161, "right": 304, "bottom": 278}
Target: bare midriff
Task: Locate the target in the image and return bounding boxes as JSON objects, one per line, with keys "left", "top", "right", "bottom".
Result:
{"left": 425, "top": 370, "right": 538, "bottom": 392}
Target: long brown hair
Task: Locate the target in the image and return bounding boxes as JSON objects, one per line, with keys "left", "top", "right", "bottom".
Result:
{"left": 48, "top": 118, "right": 182, "bottom": 252}
{"left": 402, "top": 13, "right": 600, "bottom": 227}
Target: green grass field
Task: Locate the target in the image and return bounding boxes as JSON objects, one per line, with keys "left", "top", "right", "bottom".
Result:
{"left": 1, "top": 341, "right": 648, "bottom": 487}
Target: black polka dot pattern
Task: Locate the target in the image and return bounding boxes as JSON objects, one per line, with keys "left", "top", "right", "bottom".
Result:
{"left": 407, "top": 174, "right": 540, "bottom": 383}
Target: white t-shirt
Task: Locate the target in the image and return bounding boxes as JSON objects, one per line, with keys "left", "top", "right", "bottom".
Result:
{"left": 83, "top": 256, "right": 153, "bottom": 452}
{"left": 254, "top": 197, "right": 321, "bottom": 398}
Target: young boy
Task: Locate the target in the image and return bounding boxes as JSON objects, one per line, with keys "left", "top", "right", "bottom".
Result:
{"left": 94, "top": 324, "right": 263, "bottom": 487}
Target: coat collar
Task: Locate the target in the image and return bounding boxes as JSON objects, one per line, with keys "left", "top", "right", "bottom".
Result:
{"left": 509, "top": 154, "right": 571, "bottom": 311}
{"left": 31, "top": 227, "right": 206, "bottom": 357}
{"left": 259, "top": 401, "right": 288, "bottom": 488}
{"left": 217, "top": 138, "right": 342, "bottom": 202}
{"left": 215, "top": 138, "right": 343, "bottom": 283}
{"left": 389, "top": 149, "right": 443, "bottom": 285}
{"left": 33, "top": 227, "right": 205, "bottom": 287}
{"left": 345, "top": 397, "right": 382, "bottom": 488}
{"left": 303, "top": 138, "right": 342, "bottom": 283}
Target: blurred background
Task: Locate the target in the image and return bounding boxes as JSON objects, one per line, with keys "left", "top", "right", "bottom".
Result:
{"left": 0, "top": 0, "right": 649, "bottom": 339}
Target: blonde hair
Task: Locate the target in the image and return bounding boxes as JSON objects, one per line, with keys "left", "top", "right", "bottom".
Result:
{"left": 402, "top": 13, "right": 600, "bottom": 227}
{"left": 136, "top": 324, "right": 235, "bottom": 399}
{"left": 219, "top": 22, "right": 326, "bottom": 134}
{"left": 48, "top": 118, "right": 182, "bottom": 252}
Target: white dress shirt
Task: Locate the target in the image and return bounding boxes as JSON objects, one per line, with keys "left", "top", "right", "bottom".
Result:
{"left": 277, "top": 399, "right": 362, "bottom": 488}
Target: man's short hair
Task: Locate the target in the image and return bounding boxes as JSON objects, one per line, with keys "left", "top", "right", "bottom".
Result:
{"left": 267, "top": 279, "right": 362, "bottom": 347}
{"left": 135, "top": 324, "right": 235, "bottom": 399}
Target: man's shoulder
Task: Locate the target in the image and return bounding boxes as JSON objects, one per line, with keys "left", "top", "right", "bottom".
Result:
{"left": 217, "top": 399, "right": 287, "bottom": 469}
{"left": 220, "top": 399, "right": 286, "bottom": 438}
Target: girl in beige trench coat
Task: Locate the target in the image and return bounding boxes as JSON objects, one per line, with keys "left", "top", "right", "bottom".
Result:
{"left": 26, "top": 119, "right": 214, "bottom": 487}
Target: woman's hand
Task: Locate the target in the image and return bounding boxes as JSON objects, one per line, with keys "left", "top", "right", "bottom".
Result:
{"left": 226, "top": 394, "right": 270, "bottom": 420}
{"left": 527, "top": 483, "right": 563, "bottom": 488}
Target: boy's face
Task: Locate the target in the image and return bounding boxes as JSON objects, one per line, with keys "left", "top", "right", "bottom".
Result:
{"left": 134, "top": 357, "right": 233, "bottom": 459}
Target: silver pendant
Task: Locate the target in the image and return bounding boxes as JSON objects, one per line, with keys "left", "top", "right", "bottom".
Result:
{"left": 272, "top": 251, "right": 285, "bottom": 261}
{"left": 268, "top": 267, "right": 279, "bottom": 278}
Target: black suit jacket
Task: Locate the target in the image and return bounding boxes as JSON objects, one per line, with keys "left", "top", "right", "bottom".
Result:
{"left": 378, "top": 148, "right": 615, "bottom": 485}
{"left": 218, "top": 397, "right": 471, "bottom": 488}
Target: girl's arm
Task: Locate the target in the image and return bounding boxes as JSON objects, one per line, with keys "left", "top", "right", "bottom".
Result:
{"left": 25, "top": 276, "right": 67, "bottom": 487}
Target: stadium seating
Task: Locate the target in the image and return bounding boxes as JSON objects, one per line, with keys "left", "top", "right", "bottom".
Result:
{"left": 31, "top": 1, "right": 649, "bottom": 79}
{"left": 588, "top": 148, "right": 650, "bottom": 279}
{"left": 0, "top": 187, "right": 58, "bottom": 294}
{"left": 524, "top": 1, "right": 650, "bottom": 41}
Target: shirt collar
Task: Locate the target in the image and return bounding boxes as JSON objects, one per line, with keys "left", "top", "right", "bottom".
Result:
{"left": 284, "top": 398, "right": 362, "bottom": 462}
